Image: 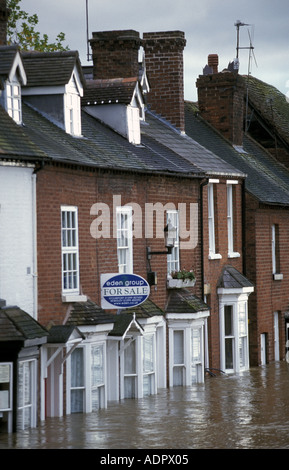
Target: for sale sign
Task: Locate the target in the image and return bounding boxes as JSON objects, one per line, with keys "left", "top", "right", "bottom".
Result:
{"left": 101, "top": 273, "right": 150, "bottom": 310}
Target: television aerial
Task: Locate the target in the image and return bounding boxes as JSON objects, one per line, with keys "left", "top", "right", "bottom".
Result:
{"left": 234, "top": 20, "right": 258, "bottom": 132}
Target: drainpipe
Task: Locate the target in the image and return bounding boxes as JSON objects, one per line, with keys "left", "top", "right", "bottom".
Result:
{"left": 32, "top": 172, "right": 38, "bottom": 320}
{"left": 200, "top": 178, "right": 209, "bottom": 300}
{"left": 242, "top": 178, "right": 246, "bottom": 276}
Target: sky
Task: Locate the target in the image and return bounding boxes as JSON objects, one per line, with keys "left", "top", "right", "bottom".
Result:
{"left": 20, "top": 0, "right": 289, "bottom": 102}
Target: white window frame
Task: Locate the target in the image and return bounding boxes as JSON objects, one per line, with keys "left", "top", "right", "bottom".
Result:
{"left": 5, "top": 79, "right": 22, "bottom": 124}
{"left": 64, "top": 72, "right": 82, "bottom": 136}
{"left": 67, "top": 342, "right": 107, "bottom": 414}
{"left": 219, "top": 292, "right": 251, "bottom": 373}
{"left": 17, "top": 359, "right": 37, "bottom": 430}
{"left": 61, "top": 206, "right": 80, "bottom": 297}
{"left": 167, "top": 318, "right": 208, "bottom": 387}
{"left": 274, "top": 312, "right": 280, "bottom": 361}
{"left": 272, "top": 224, "right": 283, "bottom": 280}
{"left": 167, "top": 209, "right": 180, "bottom": 276}
{"left": 116, "top": 206, "right": 133, "bottom": 274}
{"left": 227, "top": 181, "right": 240, "bottom": 258}
{"left": 143, "top": 334, "right": 156, "bottom": 396}
{"left": 208, "top": 181, "right": 222, "bottom": 260}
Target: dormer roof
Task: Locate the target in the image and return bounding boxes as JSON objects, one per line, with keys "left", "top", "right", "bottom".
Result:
{"left": 21, "top": 50, "right": 85, "bottom": 92}
{"left": 0, "top": 45, "right": 27, "bottom": 87}
{"left": 82, "top": 77, "right": 142, "bottom": 106}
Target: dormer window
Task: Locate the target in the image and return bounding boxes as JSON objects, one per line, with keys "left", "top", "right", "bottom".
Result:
{"left": 21, "top": 52, "right": 84, "bottom": 137}
{"left": 6, "top": 80, "right": 22, "bottom": 124}
{"left": 65, "top": 91, "right": 81, "bottom": 136}
{"left": 64, "top": 76, "right": 82, "bottom": 136}
{"left": 0, "top": 46, "right": 26, "bottom": 125}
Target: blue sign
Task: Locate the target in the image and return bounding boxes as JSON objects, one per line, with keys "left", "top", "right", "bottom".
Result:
{"left": 101, "top": 273, "right": 150, "bottom": 310}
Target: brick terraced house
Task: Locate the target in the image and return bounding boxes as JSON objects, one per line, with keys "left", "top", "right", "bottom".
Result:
{"left": 0, "top": 19, "right": 254, "bottom": 431}
{"left": 6, "top": 0, "right": 288, "bottom": 431}
{"left": 185, "top": 53, "right": 289, "bottom": 366}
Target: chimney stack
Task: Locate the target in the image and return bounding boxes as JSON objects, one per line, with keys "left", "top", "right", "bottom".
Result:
{"left": 89, "top": 30, "right": 141, "bottom": 80}
{"left": 143, "top": 31, "right": 186, "bottom": 132}
{"left": 0, "top": 0, "right": 9, "bottom": 45}
{"left": 196, "top": 55, "right": 245, "bottom": 146}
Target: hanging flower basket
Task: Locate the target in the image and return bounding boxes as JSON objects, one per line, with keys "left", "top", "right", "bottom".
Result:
{"left": 167, "top": 268, "right": 196, "bottom": 289}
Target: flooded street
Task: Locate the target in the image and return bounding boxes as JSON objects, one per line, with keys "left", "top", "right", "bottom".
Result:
{"left": 1, "top": 362, "right": 289, "bottom": 450}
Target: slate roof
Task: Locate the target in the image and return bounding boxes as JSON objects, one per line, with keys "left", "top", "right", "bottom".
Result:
{"left": 21, "top": 101, "right": 238, "bottom": 179}
{"left": 166, "top": 290, "right": 209, "bottom": 314}
{"left": 143, "top": 110, "right": 244, "bottom": 178}
{"left": 108, "top": 313, "right": 143, "bottom": 337}
{"left": 120, "top": 299, "right": 164, "bottom": 318}
{"left": 0, "top": 306, "right": 48, "bottom": 343}
{"left": 0, "top": 45, "right": 22, "bottom": 86}
{"left": 185, "top": 101, "right": 289, "bottom": 206}
{"left": 217, "top": 265, "right": 254, "bottom": 289}
{"left": 0, "top": 103, "right": 47, "bottom": 162}
{"left": 21, "top": 50, "right": 85, "bottom": 88}
{"left": 245, "top": 75, "right": 289, "bottom": 147}
{"left": 65, "top": 299, "right": 116, "bottom": 326}
{"left": 47, "top": 324, "right": 85, "bottom": 343}
{"left": 82, "top": 77, "right": 139, "bottom": 105}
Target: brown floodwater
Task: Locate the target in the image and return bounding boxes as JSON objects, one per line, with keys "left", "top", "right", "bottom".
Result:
{"left": 1, "top": 362, "right": 289, "bottom": 450}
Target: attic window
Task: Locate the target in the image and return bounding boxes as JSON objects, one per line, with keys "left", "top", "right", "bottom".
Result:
{"left": 64, "top": 92, "right": 81, "bottom": 137}
{"left": 6, "top": 80, "right": 22, "bottom": 124}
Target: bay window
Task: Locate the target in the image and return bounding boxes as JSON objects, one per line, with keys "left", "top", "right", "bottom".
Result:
{"left": 219, "top": 298, "right": 250, "bottom": 373}
{"left": 68, "top": 343, "right": 106, "bottom": 414}
{"left": 17, "top": 359, "right": 37, "bottom": 430}
{"left": 143, "top": 334, "right": 155, "bottom": 396}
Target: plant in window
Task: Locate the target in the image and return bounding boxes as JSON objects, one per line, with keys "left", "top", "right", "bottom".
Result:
{"left": 170, "top": 268, "right": 195, "bottom": 281}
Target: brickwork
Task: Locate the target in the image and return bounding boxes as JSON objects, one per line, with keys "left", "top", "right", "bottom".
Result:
{"left": 90, "top": 30, "right": 141, "bottom": 80}
{"left": 202, "top": 178, "right": 244, "bottom": 369}
{"left": 196, "top": 71, "right": 245, "bottom": 146}
{"left": 36, "top": 164, "right": 202, "bottom": 327}
{"left": 246, "top": 194, "right": 289, "bottom": 365}
{"left": 143, "top": 31, "right": 186, "bottom": 132}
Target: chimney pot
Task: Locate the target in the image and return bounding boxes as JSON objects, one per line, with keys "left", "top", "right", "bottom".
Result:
{"left": 208, "top": 54, "right": 219, "bottom": 74}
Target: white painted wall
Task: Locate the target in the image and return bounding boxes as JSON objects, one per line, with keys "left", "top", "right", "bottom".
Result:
{"left": 0, "top": 165, "right": 37, "bottom": 317}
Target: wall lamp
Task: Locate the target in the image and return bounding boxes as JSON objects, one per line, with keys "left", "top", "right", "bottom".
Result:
{"left": 146, "top": 222, "right": 177, "bottom": 260}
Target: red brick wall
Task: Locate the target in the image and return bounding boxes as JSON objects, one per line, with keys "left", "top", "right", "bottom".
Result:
{"left": 246, "top": 193, "right": 288, "bottom": 365}
{"left": 36, "top": 164, "right": 202, "bottom": 326}
{"left": 202, "top": 178, "right": 244, "bottom": 369}
{"left": 143, "top": 31, "right": 186, "bottom": 132}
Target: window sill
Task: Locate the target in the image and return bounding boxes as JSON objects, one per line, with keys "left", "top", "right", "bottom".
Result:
{"left": 208, "top": 253, "right": 222, "bottom": 260}
{"left": 62, "top": 294, "right": 87, "bottom": 303}
{"left": 273, "top": 273, "right": 283, "bottom": 281}
{"left": 228, "top": 252, "right": 240, "bottom": 258}
{"left": 167, "top": 278, "right": 196, "bottom": 289}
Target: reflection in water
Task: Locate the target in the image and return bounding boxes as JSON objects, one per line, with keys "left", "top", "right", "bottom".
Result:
{"left": 1, "top": 362, "right": 289, "bottom": 449}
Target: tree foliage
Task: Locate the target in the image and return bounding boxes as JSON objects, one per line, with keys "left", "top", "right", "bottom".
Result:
{"left": 7, "top": 0, "right": 69, "bottom": 52}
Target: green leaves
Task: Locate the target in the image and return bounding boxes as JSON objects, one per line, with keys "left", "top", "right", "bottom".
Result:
{"left": 7, "top": 0, "right": 69, "bottom": 52}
